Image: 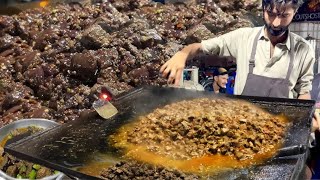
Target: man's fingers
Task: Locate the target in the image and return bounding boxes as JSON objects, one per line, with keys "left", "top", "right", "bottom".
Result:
{"left": 160, "top": 56, "right": 186, "bottom": 85}
{"left": 159, "top": 62, "right": 168, "bottom": 73}
{"left": 160, "top": 64, "right": 169, "bottom": 78}
{"left": 311, "top": 112, "right": 320, "bottom": 132}
{"left": 312, "top": 118, "right": 319, "bottom": 132}
{"left": 162, "top": 66, "right": 171, "bottom": 78}
{"left": 174, "top": 69, "right": 183, "bottom": 86}
{"left": 168, "top": 68, "right": 177, "bottom": 84}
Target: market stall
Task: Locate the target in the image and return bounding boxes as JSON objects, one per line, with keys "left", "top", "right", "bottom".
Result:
{"left": 0, "top": 0, "right": 318, "bottom": 179}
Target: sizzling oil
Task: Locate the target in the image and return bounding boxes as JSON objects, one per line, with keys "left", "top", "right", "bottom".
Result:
{"left": 78, "top": 114, "right": 288, "bottom": 177}
{"left": 75, "top": 153, "right": 122, "bottom": 176}
{"left": 0, "top": 136, "right": 10, "bottom": 147}
{"left": 0, "top": 127, "right": 30, "bottom": 147}
{"left": 110, "top": 124, "right": 282, "bottom": 175}
{"left": 0, "top": 127, "right": 39, "bottom": 169}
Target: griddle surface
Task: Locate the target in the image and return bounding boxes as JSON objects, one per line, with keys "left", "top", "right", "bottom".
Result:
{"left": 5, "top": 86, "right": 315, "bottom": 179}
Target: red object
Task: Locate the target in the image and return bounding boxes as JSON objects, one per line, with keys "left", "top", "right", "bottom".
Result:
{"left": 100, "top": 93, "right": 112, "bottom": 101}
{"left": 99, "top": 86, "right": 113, "bottom": 101}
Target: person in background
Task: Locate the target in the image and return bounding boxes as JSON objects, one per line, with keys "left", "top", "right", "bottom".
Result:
{"left": 212, "top": 67, "right": 228, "bottom": 94}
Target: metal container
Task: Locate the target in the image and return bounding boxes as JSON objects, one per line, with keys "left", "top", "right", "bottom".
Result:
{"left": 0, "top": 118, "right": 62, "bottom": 180}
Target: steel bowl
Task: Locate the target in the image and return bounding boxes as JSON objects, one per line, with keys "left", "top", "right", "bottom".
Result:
{"left": 0, "top": 118, "right": 62, "bottom": 180}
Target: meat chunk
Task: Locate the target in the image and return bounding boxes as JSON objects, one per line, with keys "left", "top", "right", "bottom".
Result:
{"left": 99, "top": 160, "right": 199, "bottom": 179}
{"left": 36, "top": 167, "right": 52, "bottom": 179}
{"left": 71, "top": 52, "right": 98, "bottom": 82}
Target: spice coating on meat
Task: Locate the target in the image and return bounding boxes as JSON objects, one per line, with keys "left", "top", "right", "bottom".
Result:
{"left": 99, "top": 160, "right": 199, "bottom": 180}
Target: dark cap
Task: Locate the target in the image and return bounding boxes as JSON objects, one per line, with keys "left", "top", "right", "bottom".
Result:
{"left": 213, "top": 67, "right": 228, "bottom": 77}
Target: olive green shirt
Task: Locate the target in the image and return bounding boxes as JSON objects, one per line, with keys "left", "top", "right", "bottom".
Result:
{"left": 201, "top": 26, "right": 315, "bottom": 98}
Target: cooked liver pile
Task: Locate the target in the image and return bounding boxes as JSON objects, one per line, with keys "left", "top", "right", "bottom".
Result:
{"left": 126, "top": 98, "right": 287, "bottom": 160}
{"left": 100, "top": 160, "right": 199, "bottom": 180}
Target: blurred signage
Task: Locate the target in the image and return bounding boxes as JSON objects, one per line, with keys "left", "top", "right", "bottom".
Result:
{"left": 293, "top": 0, "right": 320, "bottom": 22}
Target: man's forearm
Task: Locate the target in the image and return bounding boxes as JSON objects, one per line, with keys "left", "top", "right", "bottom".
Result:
{"left": 180, "top": 43, "right": 203, "bottom": 61}
{"left": 298, "top": 92, "right": 311, "bottom": 100}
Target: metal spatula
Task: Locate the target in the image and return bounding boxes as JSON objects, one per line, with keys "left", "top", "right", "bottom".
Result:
{"left": 92, "top": 99, "right": 118, "bottom": 119}
{"left": 92, "top": 87, "right": 118, "bottom": 119}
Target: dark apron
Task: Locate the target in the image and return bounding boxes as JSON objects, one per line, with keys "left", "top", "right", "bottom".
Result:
{"left": 241, "top": 28, "right": 294, "bottom": 98}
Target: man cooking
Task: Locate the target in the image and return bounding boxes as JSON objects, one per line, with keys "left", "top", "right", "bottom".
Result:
{"left": 161, "top": 0, "right": 320, "bottom": 177}
{"left": 160, "top": 0, "right": 320, "bottom": 131}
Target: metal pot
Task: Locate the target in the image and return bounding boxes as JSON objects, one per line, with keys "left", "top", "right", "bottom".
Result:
{"left": 0, "top": 118, "right": 62, "bottom": 180}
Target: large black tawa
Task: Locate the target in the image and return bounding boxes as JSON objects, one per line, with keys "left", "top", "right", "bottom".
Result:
{"left": 4, "top": 86, "right": 315, "bottom": 179}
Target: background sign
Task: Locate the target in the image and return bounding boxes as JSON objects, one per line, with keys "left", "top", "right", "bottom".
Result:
{"left": 293, "top": 0, "right": 320, "bottom": 22}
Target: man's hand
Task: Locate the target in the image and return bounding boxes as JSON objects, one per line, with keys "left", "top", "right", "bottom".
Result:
{"left": 312, "top": 111, "right": 320, "bottom": 132}
{"left": 160, "top": 51, "right": 188, "bottom": 86}
{"left": 297, "top": 93, "right": 319, "bottom": 132}
{"left": 160, "top": 43, "right": 202, "bottom": 86}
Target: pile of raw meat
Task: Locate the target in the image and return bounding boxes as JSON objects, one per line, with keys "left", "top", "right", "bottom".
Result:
{"left": 0, "top": 0, "right": 260, "bottom": 125}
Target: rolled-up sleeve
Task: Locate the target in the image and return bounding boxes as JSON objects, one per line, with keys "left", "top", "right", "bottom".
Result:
{"left": 294, "top": 46, "right": 315, "bottom": 95}
{"left": 201, "top": 28, "right": 246, "bottom": 57}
